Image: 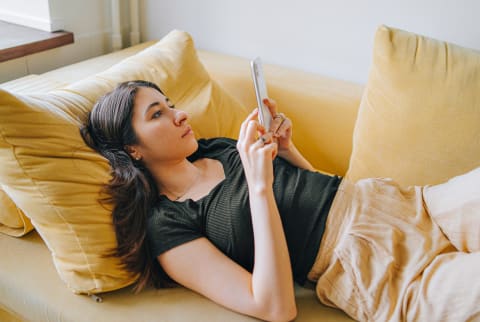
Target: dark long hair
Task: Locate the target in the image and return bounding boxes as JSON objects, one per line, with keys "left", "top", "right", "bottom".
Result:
{"left": 80, "top": 80, "right": 171, "bottom": 292}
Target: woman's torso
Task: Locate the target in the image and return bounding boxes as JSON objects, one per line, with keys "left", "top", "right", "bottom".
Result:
{"left": 147, "top": 137, "right": 341, "bottom": 285}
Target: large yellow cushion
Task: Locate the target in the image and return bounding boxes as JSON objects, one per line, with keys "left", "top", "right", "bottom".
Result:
{"left": 346, "top": 25, "right": 480, "bottom": 186}
{"left": 0, "top": 30, "right": 248, "bottom": 294}
{"left": 0, "top": 186, "right": 33, "bottom": 237}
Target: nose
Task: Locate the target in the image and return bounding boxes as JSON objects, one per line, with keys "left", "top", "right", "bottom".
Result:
{"left": 174, "top": 109, "right": 188, "bottom": 126}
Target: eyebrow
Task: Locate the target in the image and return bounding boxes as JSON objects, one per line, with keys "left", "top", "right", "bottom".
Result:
{"left": 144, "top": 101, "right": 160, "bottom": 116}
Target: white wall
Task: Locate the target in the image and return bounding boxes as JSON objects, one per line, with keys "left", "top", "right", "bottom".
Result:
{"left": 140, "top": 0, "right": 480, "bottom": 84}
{"left": 0, "top": 0, "right": 56, "bottom": 31}
{"left": 0, "top": 0, "right": 133, "bottom": 83}
{"left": 27, "top": 0, "right": 112, "bottom": 73}
{"left": 2, "top": 0, "right": 477, "bottom": 85}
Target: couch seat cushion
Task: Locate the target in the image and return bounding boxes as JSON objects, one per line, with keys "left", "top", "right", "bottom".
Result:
{"left": 0, "top": 231, "right": 353, "bottom": 321}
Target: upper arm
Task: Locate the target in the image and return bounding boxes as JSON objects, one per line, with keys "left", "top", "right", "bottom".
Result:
{"left": 158, "top": 237, "right": 263, "bottom": 319}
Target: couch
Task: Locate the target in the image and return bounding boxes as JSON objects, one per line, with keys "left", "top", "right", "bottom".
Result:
{"left": 1, "top": 25, "right": 479, "bottom": 322}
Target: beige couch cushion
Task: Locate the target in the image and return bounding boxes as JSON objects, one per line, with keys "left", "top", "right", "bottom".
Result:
{"left": 347, "top": 25, "right": 480, "bottom": 186}
{"left": 0, "top": 30, "right": 248, "bottom": 294}
{"left": 0, "top": 41, "right": 156, "bottom": 238}
{"left": 198, "top": 51, "right": 364, "bottom": 175}
{"left": 0, "top": 187, "right": 33, "bottom": 237}
{"left": 0, "top": 231, "right": 353, "bottom": 321}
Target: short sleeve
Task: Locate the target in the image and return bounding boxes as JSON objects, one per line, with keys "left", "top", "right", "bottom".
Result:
{"left": 146, "top": 205, "right": 204, "bottom": 257}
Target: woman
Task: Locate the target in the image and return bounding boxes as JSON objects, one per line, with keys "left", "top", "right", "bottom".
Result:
{"left": 81, "top": 80, "right": 479, "bottom": 322}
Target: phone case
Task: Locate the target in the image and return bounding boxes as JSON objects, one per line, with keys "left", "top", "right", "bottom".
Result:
{"left": 251, "top": 57, "right": 272, "bottom": 130}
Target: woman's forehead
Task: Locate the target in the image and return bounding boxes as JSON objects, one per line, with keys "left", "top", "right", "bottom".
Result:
{"left": 136, "top": 86, "right": 165, "bottom": 101}
{"left": 134, "top": 87, "right": 166, "bottom": 112}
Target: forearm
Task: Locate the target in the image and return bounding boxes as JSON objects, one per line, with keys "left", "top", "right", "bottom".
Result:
{"left": 278, "top": 143, "right": 315, "bottom": 171}
{"left": 248, "top": 186, "right": 297, "bottom": 321}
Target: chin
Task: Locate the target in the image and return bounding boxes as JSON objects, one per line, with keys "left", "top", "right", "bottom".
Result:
{"left": 187, "top": 137, "right": 199, "bottom": 154}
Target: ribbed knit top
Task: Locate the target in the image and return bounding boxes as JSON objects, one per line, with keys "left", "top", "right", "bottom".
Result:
{"left": 146, "top": 137, "right": 341, "bottom": 285}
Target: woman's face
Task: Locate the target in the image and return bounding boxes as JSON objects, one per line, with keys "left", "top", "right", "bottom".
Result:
{"left": 127, "top": 86, "right": 198, "bottom": 165}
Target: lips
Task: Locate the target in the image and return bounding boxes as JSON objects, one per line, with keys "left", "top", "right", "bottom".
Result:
{"left": 181, "top": 126, "right": 193, "bottom": 138}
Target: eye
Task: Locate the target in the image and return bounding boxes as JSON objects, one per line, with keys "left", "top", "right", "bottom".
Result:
{"left": 166, "top": 98, "right": 175, "bottom": 109}
{"left": 152, "top": 110, "right": 162, "bottom": 119}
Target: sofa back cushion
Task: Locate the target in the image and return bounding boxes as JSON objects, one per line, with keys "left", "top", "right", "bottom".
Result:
{"left": 198, "top": 51, "right": 364, "bottom": 175}
{"left": 0, "top": 30, "right": 248, "bottom": 294}
{"left": 0, "top": 186, "right": 33, "bottom": 237}
{"left": 346, "top": 25, "right": 480, "bottom": 186}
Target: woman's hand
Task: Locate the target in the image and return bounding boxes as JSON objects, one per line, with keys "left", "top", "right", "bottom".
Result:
{"left": 263, "top": 98, "right": 293, "bottom": 154}
{"left": 263, "top": 98, "right": 316, "bottom": 171}
{"left": 236, "top": 109, "right": 278, "bottom": 191}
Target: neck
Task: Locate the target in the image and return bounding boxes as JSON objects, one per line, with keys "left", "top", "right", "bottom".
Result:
{"left": 148, "top": 159, "right": 202, "bottom": 200}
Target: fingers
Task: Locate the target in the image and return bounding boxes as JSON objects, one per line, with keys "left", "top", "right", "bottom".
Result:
{"left": 257, "top": 131, "right": 274, "bottom": 144}
{"left": 273, "top": 115, "right": 291, "bottom": 138}
{"left": 245, "top": 118, "right": 262, "bottom": 145}
{"left": 237, "top": 104, "right": 281, "bottom": 159}
{"left": 239, "top": 109, "right": 261, "bottom": 141}
{"left": 263, "top": 138, "right": 278, "bottom": 159}
{"left": 262, "top": 99, "right": 291, "bottom": 137}
{"left": 241, "top": 128, "right": 276, "bottom": 157}
{"left": 263, "top": 98, "right": 277, "bottom": 116}
{"left": 269, "top": 112, "right": 284, "bottom": 133}
{"left": 238, "top": 108, "right": 270, "bottom": 152}
{"left": 237, "top": 107, "right": 277, "bottom": 186}
{"left": 256, "top": 132, "right": 278, "bottom": 159}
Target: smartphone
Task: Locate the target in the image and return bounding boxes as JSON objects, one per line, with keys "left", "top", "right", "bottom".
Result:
{"left": 250, "top": 57, "right": 272, "bottom": 130}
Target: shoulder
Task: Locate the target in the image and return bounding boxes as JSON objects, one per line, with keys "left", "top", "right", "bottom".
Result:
{"left": 147, "top": 201, "right": 203, "bottom": 257}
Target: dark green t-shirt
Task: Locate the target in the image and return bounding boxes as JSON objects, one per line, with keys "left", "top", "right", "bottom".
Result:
{"left": 147, "top": 137, "right": 341, "bottom": 285}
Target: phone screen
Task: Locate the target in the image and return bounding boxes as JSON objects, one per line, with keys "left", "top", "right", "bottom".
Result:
{"left": 251, "top": 57, "right": 272, "bottom": 130}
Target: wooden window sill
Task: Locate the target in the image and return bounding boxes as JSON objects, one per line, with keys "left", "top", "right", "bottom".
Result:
{"left": 0, "top": 21, "right": 74, "bottom": 63}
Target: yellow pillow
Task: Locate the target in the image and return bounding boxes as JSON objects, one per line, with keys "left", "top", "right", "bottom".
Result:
{"left": 0, "top": 186, "right": 34, "bottom": 237}
{"left": 346, "top": 25, "right": 480, "bottom": 186}
{"left": 0, "top": 30, "right": 248, "bottom": 294}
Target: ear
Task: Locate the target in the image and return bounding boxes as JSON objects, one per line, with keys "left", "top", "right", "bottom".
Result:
{"left": 124, "top": 145, "right": 142, "bottom": 161}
